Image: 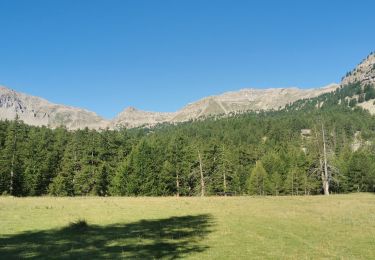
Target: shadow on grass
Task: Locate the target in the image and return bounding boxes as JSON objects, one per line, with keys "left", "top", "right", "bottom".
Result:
{"left": 0, "top": 214, "right": 214, "bottom": 259}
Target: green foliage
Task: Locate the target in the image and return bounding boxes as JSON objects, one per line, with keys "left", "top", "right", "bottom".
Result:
{"left": 345, "top": 150, "right": 375, "bottom": 192}
{"left": 349, "top": 98, "right": 357, "bottom": 107}
{"left": 1, "top": 82, "right": 375, "bottom": 196}
{"left": 247, "top": 161, "right": 268, "bottom": 195}
{"left": 364, "top": 85, "right": 375, "bottom": 101}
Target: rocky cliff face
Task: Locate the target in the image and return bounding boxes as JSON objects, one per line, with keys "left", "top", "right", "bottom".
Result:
{"left": 0, "top": 86, "right": 109, "bottom": 130}
{"left": 341, "top": 52, "right": 375, "bottom": 86}
{"left": 341, "top": 52, "right": 375, "bottom": 114}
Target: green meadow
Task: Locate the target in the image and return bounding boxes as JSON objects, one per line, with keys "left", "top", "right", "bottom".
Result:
{"left": 1, "top": 193, "right": 374, "bottom": 259}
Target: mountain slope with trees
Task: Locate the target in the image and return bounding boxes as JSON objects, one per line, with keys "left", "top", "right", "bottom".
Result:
{"left": 0, "top": 53, "right": 375, "bottom": 197}
{"left": 0, "top": 99, "right": 374, "bottom": 197}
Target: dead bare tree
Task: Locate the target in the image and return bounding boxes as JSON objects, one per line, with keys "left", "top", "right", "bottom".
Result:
{"left": 308, "top": 122, "right": 340, "bottom": 195}
{"left": 174, "top": 143, "right": 180, "bottom": 197}
{"left": 322, "top": 123, "right": 329, "bottom": 195}
{"left": 9, "top": 117, "right": 18, "bottom": 195}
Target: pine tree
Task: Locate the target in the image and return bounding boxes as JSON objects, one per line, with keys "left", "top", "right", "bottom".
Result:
{"left": 0, "top": 117, "right": 26, "bottom": 196}
{"left": 110, "top": 155, "right": 133, "bottom": 196}
{"left": 160, "top": 160, "right": 176, "bottom": 195}
{"left": 169, "top": 135, "right": 190, "bottom": 196}
{"left": 346, "top": 150, "right": 375, "bottom": 192}
{"left": 269, "top": 172, "right": 283, "bottom": 195}
{"left": 49, "top": 131, "right": 85, "bottom": 196}
{"left": 92, "top": 163, "right": 109, "bottom": 196}
{"left": 247, "top": 161, "right": 268, "bottom": 195}
{"left": 23, "top": 127, "right": 52, "bottom": 195}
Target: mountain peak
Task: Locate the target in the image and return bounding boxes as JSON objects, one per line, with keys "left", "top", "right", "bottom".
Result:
{"left": 124, "top": 106, "right": 138, "bottom": 113}
{"left": 0, "top": 86, "right": 109, "bottom": 130}
{"left": 1, "top": 53, "right": 374, "bottom": 130}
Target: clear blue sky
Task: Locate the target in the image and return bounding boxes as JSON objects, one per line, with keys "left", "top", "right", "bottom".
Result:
{"left": 0, "top": 0, "right": 374, "bottom": 119}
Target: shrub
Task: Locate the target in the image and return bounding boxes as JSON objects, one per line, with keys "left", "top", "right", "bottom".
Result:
{"left": 66, "top": 219, "right": 89, "bottom": 231}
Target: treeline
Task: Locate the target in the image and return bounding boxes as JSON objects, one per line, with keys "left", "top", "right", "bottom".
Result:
{"left": 0, "top": 101, "right": 374, "bottom": 197}
{"left": 287, "top": 82, "right": 375, "bottom": 111}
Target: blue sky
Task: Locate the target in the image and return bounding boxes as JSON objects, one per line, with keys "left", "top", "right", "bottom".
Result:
{"left": 0, "top": 0, "right": 374, "bottom": 119}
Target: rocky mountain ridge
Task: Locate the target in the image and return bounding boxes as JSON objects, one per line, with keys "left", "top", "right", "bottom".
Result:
{"left": 0, "top": 86, "right": 109, "bottom": 130}
{"left": 341, "top": 52, "right": 375, "bottom": 86}
{"left": 112, "top": 84, "right": 342, "bottom": 128}
{"left": 1, "top": 52, "right": 374, "bottom": 129}
{"left": 110, "top": 107, "right": 176, "bottom": 129}
{"left": 341, "top": 52, "right": 375, "bottom": 114}
{"left": 166, "top": 84, "right": 339, "bottom": 124}
{"left": 0, "top": 83, "right": 340, "bottom": 130}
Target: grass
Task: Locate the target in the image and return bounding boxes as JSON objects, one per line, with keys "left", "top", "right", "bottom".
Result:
{"left": 0, "top": 193, "right": 374, "bottom": 259}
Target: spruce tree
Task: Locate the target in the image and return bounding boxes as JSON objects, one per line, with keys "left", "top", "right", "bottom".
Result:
{"left": 247, "top": 161, "right": 268, "bottom": 195}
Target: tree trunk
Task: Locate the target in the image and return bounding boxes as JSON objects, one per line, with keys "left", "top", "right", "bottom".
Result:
{"left": 9, "top": 129, "right": 17, "bottom": 195}
{"left": 322, "top": 124, "right": 329, "bottom": 196}
{"left": 176, "top": 172, "right": 180, "bottom": 197}
{"left": 223, "top": 171, "right": 227, "bottom": 196}
{"left": 10, "top": 169, "right": 14, "bottom": 195}
{"left": 91, "top": 150, "right": 94, "bottom": 166}
{"left": 222, "top": 145, "right": 227, "bottom": 196}
{"left": 10, "top": 153, "right": 15, "bottom": 195}
{"left": 291, "top": 172, "right": 294, "bottom": 196}
{"left": 198, "top": 150, "right": 205, "bottom": 197}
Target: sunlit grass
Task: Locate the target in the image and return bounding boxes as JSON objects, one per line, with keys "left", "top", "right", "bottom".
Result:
{"left": 0, "top": 193, "right": 374, "bottom": 259}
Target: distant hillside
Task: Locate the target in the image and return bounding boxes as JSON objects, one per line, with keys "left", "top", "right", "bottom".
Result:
{"left": 287, "top": 52, "right": 375, "bottom": 113}
{"left": 1, "top": 52, "right": 374, "bottom": 129}
{"left": 0, "top": 86, "right": 108, "bottom": 130}
{"left": 112, "top": 84, "right": 339, "bottom": 128}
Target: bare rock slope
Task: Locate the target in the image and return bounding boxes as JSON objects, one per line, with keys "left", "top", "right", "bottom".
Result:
{"left": 112, "top": 84, "right": 339, "bottom": 128}
{"left": 341, "top": 52, "right": 375, "bottom": 114}
{"left": 169, "top": 84, "right": 339, "bottom": 123}
{"left": 4, "top": 52, "right": 375, "bottom": 129}
{"left": 341, "top": 52, "right": 375, "bottom": 86}
{"left": 110, "top": 107, "right": 176, "bottom": 129}
{"left": 0, "top": 86, "right": 109, "bottom": 130}
{"left": 114, "top": 53, "right": 375, "bottom": 127}
{"left": 0, "top": 83, "right": 340, "bottom": 130}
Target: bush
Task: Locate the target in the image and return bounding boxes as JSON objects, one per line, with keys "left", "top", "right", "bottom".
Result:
{"left": 364, "top": 85, "right": 375, "bottom": 101}
{"left": 349, "top": 99, "right": 357, "bottom": 107}
{"left": 358, "top": 94, "right": 365, "bottom": 103}
{"left": 66, "top": 219, "right": 89, "bottom": 231}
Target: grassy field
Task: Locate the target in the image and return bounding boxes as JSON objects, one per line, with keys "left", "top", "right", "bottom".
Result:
{"left": 0, "top": 193, "right": 374, "bottom": 259}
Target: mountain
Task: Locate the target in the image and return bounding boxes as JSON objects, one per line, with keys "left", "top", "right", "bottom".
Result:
{"left": 0, "top": 86, "right": 109, "bottom": 130}
{"left": 342, "top": 52, "right": 375, "bottom": 86}
{"left": 110, "top": 107, "right": 176, "bottom": 129}
{"left": 0, "top": 83, "right": 340, "bottom": 130}
{"left": 171, "top": 84, "right": 339, "bottom": 121}
{"left": 114, "top": 52, "right": 375, "bottom": 127}
{"left": 1, "top": 52, "right": 374, "bottom": 130}
{"left": 341, "top": 52, "right": 375, "bottom": 114}
{"left": 111, "top": 84, "right": 339, "bottom": 128}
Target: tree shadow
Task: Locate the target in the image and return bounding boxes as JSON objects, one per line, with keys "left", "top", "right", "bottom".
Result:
{"left": 0, "top": 214, "right": 214, "bottom": 259}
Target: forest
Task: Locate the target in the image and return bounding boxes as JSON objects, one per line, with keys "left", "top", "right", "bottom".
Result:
{"left": 0, "top": 83, "right": 375, "bottom": 197}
